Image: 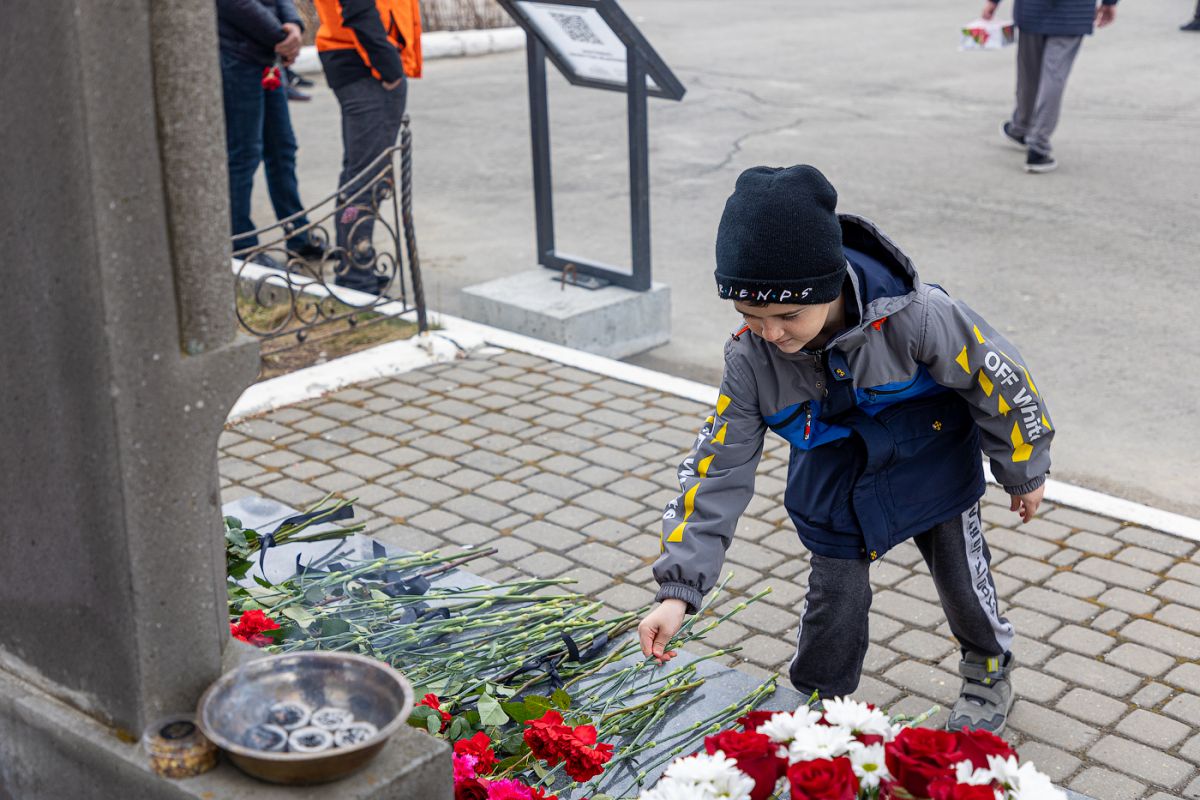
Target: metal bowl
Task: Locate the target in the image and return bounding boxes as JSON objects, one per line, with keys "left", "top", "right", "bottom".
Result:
{"left": 196, "top": 651, "right": 414, "bottom": 785}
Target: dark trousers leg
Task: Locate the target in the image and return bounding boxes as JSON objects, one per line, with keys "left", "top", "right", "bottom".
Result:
{"left": 912, "top": 503, "right": 1014, "bottom": 657}
{"left": 220, "top": 54, "right": 266, "bottom": 252}
{"left": 260, "top": 82, "right": 310, "bottom": 249}
{"left": 331, "top": 76, "right": 407, "bottom": 280}
{"left": 788, "top": 554, "right": 873, "bottom": 697}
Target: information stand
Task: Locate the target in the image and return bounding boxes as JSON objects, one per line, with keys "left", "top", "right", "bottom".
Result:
{"left": 496, "top": 0, "right": 685, "bottom": 291}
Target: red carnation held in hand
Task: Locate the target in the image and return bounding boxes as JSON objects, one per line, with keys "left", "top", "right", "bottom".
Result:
{"left": 705, "top": 729, "right": 785, "bottom": 800}
{"left": 787, "top": 756, "right": 858, "bottom": 800}
{"left": 261, "top": 65, "right": 282, "bottom": 90}
{"left": 884, "top": 727, "right": 967, "bottom": 798}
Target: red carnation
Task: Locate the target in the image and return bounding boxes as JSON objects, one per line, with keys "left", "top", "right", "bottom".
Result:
{"left": 261, "top": 65, "right": 282, "bottom": 90}
{"left": 787, "top": 756, "right": 858, "bottom": 800}
{"left": 705, "top": 729, "right": 785, "bottom": 800}
{"left": 229, "top": 609, "right": 280, "bottom": 647}
{"left": 953, "top": 727, "right": 1016, "bottom": 770}
{"left": 523, "top": 710, "right": 570, "bottom": 765}
{"left": 928, "top": 777, "right": 1002, "bottom": 800}
{"left": 522, "top": 710, "right": 613, "bottom": 782}
{"left": 563, "top": 740, "right": 613, "bottom": 783}
{"left": 418, "top": 693, "right": 452, "bottom": 731}
{"left": 884, "top": 728, "right": 966, "bottom": 798}
{"left": 454, "top": 731, "right": 497, "bottom": 775}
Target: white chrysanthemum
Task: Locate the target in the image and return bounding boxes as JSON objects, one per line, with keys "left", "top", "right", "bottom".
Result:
{"left": 639, "top": 779, "right": 701, "bottom": 800}
{"left": 758, "top": 708, "right": 821, "bottom": 745}
{"left": 656, "top": 751, "right": 756, "bottom": 800}
{"left": 952, "top": 759, "right": 997, "bottom": 786}
{"left": 848, "top": 743, "right": 891, "bottom": 789}
{"left": 822, "top": 697, "right": 892, "bottom": 738}
{"left": 786, "top": 723, "right": 857, "bottom": 763}
{"left": 985, "top": 756, "right": 1065, "bottom": 800}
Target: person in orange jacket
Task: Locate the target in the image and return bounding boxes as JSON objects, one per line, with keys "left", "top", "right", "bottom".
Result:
{"left": 313, "top": 0, "right": 422, "bottom": 293}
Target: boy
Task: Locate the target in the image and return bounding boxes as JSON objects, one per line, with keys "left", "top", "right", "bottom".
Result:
{"left": 638, "top": 165, "right": 1052, "bottom": 734}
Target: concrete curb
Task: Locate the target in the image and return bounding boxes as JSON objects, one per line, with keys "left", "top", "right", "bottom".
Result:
{"left": 227, "top": 260, "right": 1200, "bottom": 544}
{"left": 292, "top": 27, "right": 524, "bottom": 74}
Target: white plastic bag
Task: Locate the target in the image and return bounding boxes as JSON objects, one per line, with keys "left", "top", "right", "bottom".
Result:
{"left": 960, "top": 18, "right": 1015, "bottom": 50}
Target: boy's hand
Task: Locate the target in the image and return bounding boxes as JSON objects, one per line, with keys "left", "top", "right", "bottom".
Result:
{"left": 1095, "top": 3, "right": 1116, "bottom": 27}
{"left": 981, "top": 1, "right": 999, "bottom": 20}
{"left": 638, "top": 599, "right": 687, "bottom": 665}
{"left": 1010, "top": 484, "right": 1045, "bottom": 524}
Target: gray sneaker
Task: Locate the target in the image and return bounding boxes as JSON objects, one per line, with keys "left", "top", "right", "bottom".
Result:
{"left": 947, "top": 652, "right": 1014, "bottom": 734}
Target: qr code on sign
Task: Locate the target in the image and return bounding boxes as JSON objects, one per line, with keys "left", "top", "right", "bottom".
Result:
{"left": 548, "top": 11, "right": 603, "bottom": 45}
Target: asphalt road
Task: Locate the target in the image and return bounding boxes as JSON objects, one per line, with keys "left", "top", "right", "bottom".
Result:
{"left": 259, "top": 0, "right": 1200, "bottom": 516}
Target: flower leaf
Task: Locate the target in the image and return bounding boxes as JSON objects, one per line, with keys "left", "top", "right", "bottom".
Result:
{"left": 425, "top": 713, "right": 442, "bottom": 735}
{"left": 551, "top": 688, "right": 572, "bottom": 711}
{"left": 501, "top": 701, "right": 536, "bottom": 724}
{"left": 477, "top": 692, "right": 509, "bottom": 728}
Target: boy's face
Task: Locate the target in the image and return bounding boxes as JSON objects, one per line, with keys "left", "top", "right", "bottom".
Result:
{"left": 734, "top": 300, "right": 839, "bottom": 353}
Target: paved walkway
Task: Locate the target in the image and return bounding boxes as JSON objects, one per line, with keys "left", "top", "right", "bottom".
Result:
{"left": 220, "top": 348, "right": 1200, "bottom": 800}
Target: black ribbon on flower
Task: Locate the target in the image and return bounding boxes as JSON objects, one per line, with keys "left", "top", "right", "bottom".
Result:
{"left": 504, "top": 632, "right": 614, "bottom": 689}
{"left": 259, "top": 504, "right": 356, "bottom": 573}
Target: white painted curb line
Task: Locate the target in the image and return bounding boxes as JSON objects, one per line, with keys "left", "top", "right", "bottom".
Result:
{"left": 227, "top": 260, "right": 1200, "bottom": 543}
{"left": 292, "top": 27, "right": 524, "bottom": 74}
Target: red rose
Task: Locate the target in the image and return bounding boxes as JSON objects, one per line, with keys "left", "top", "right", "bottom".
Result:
{"left": 455, "top": 777, "right": 488, "bottom": 800}
{"left": 738, "top": 711, "right": 778, "bottom": 732}
{"left": 885, "top": 728, "right": 966, "bottom": 798}
{"left": 454, "top": 731, "right": 497, "bottom": 775}
{"left": 705, "top": 729, "right": 785, "bottom": 800}
{"left": 788, "top": 757, "right": 858, "bottom": 800}
{"left": 953, "top": 728, "right": 1016, "bottom": 770}
{"left": 928, "top": 777, "right": 1001, "bottom": 800}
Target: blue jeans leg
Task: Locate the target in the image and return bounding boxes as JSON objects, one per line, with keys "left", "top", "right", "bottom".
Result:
{"left": 220, "top": 54, "right": 265, "bottom": 252}
{"left": 261, "top": 82, "right": 311, "bottom": 250}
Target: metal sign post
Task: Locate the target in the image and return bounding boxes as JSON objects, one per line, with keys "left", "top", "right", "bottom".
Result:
{"left": 497, "top": 0, "right": 684, "bottom": 291}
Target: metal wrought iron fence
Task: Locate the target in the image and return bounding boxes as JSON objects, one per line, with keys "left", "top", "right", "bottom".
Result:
{"left": 419, "top": 0, "right": 511, "bottom": 31}
{"left": 232, "top": 115, "right": 426, "bottom": 354}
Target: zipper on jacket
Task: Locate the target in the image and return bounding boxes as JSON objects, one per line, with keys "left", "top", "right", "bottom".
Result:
{"left": 775, "top": 401, "right": 811, "bottom": 432}
{"left": 804, "top": 406, "right": 813, "bottom": 441}
{"left": 866, "top": 373, "right": 921, "bottom": 400}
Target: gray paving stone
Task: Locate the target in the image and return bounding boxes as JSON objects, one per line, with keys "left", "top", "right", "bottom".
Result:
{"left": 715, "top": 600, "right": 796, "bottom": 636}
{"left": 1091, "top": 609, "right": 1130, "bottom": 632}
{"left": 1011, "top": 586, "right": 1097, "bottom": 623}
{"left": 1012, "top": 741, "right": 1081, "bottom": 783}
{"left": 459, "top": 450, "right": 522, "bottom": 475}
{"left": 1164, "top": 661, "right": 1200, "bottom": 691}
{"left": 573, "top": 542, "right": 643, "bottom": 576}
{"left": 442, "top": 495, "right": 510, "bottom": 524}
{"left": 221, "top": 457, "right": 265, "bottom": 481}
{"left": 441, "top": 468, "right": 492, "bottom": 491}
{"left": 889, "top": 630, "right": 957, "bottom": 661}
{"left": 1163, "top": 693, "right": 1200, "bottom": 727}
{"left": 1009, "top": 700, "right": 1100, "bottom": 752}
{"left": 1056, "top": 690, "right": 1128, "bottom": 724}
{"left": 1049, "top": 547, "right": 1084, "bottom": 567}
{"left": 236, "top": 418, "right": 293, "bottom": 441}
{"left": 1154, "top": 602, "right": 1200, "bottom": 634}
{"left": 226, "top": 440, "right": 277, "bottom": 459}
{"left": 253, "top": 449, "right": 302, "bottom": 469}
{"left": 1115, "top": 708, "right": 1191, "bottom": 749}
{"left": 1045, "top": 571, "right": 1107, "bottom": 599}
{"left": 985, "top": 527, "right": 1060, "bottom": 560}
{"left": 309, "top": 471, "right": 363, "bottom": 494}
{"left": 1045, "top": 508, "right": 1124, "bottom": 535}
{"left": 442, "top": 523, "right": 495, "bottom": 547}
{"left": 1097, "top": 586, "right": 1160, "bottom": 615}
{"left": 739, "top": 634, "right": 796, "bottom": 669}
{"left": 372, "top": 524, "right": 444, "bottom": 553}
{"left": 520, "top": 551, "right": 575, "bottom": 579}
{"left": 374, "top": 496, "right": 429, "bottom": 520}
{"left": 258, "top": 477, "right": 326, "bottom": 508}
{"left": 1129, "top": 682, "right": 1171, "bottom": 711}
{"left": 1044, "top": 652, "right": 1142, "bottom": 696}
{"left": 409, "top": 458, "right": 459, "bottom": 479}
{"left": 1182, "top": 733, "right": 1200, "bottom": 763}
{"left": 522, "top": 472, "right": 588, "bottom": 500}
{"left": 1155, "top": 579, "right": 1200, "bottom": 610}
{"left": 543, "top": 505, "right": 600, "bottom": 530}
{"left": 574, "top": 490, "right": 644, "bottom": 519}
{"left": 1020, "top": 517, "right": 1073, "bottom": 542}
{"left": 1167, "top": 562, "right": 1200, "bottom": 586}
{"left": 1074, "top": 557, "right": 1158, "bottom": 593}
{"left": 506, "top": 491, "right": 558, "bottom": 516}
{"left": 873, "top": 590, "right": 945, "bottom": 628}
{"left": 882, "top": 661, "right": 959, "bottom": 705}
{"left": 1067, "top": 767, "right": 1145, "bottom": 800}
{"left": 1009, "top": 666, "right": 1067, "bottom": 703}
{"left": 1007, "top": 606, "right": 1062, "bottom": 638}
{"left": 489, "top": 535, "right": 537, "bottom": 562}
{"left": 1065, "top": 531, "right": 1123, "bottom": 555}
{"left": 1114, "top": 526, "right": 1196, "bottom": 557}
{"left": 511, "top": 521, "right": 587, "bottom": 551}
{"left": 329, "top": 453, "right": 392, "bottom": 480}
{"left": 292, "top": 415, "right": 341, "bottom": 434}
{"left": 474, "top": 481, "right": 527, "bottom": 503}
{"left": 281, "top": 460, "right": 334, "bottom": 481}
{"left": 997, "top": 555, "right": 1057, "bottom": 583}
{"left": 1050, "top": 625, "right": 1116, "bottom": 656}
{"left": 1087, "top": 735, "right": 1193, "bottom": 789}
{"left": 407, "top": 509, "right": 465, "bottom": 534}
{"left": 1121, "top": 619, "right": 1200, "bottom": 660}
{"left": 1113, "top": 545, "right": 1175, "bottom": 574}
{"left": 1103, "top": 643, "right": 1176, "bottom": 677}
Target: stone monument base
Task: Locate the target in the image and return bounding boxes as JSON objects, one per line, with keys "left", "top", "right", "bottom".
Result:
{"left": 0, "top": 653, "right": 450, "bottom": 800}
{"left": 461, "top": 269, "right": 670, "bottom": 359}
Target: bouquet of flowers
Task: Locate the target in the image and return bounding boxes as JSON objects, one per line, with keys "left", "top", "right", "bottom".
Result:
{"left": 639, "top": 697, "right": 1064, "bottom": 800}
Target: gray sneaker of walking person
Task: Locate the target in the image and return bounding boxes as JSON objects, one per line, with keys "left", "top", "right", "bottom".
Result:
{"left": 947, "top": 651, "right": 1015, "bottom": 734}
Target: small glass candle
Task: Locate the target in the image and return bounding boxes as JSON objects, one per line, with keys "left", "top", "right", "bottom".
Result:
{"left": 142, "top": 715, "right": 217, "bottom": 779}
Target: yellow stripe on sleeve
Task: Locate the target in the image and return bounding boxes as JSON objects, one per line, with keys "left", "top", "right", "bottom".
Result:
{"left": 716, "top": 394, "right": 732, "bottom": 416}
{"left": 697, "top": 454, "right": 715, "bottom": 477}
{"left": 955, "top": 346, "right": 971, "bottom": 373}
{"left": 712, "top": 423, "right": 728, "bottom": 445}
{"left": 1010, "top": 421, "right": 1032, "bottom": 462}
{"left": 978, "top": 371, "right": 994, "bottom": 397}
{"left": 973, "top": 325, "right": 986, "bottom": 344}
{"left": 998, "top": 395, "right": 1011, "bottom": 415}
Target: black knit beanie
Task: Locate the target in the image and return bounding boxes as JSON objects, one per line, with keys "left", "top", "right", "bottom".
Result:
{"left": 714, "top": 165, "right": 846, "bottom": 304}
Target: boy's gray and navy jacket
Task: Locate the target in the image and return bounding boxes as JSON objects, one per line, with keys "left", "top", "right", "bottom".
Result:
{"left": 654, "top": 216, "right": 1053, "bottom": 613}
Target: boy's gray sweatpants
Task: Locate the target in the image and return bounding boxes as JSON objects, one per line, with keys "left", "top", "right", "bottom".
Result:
{"left": 788, "top": 503, "right": 1013, "bottom": 697}
{"left": 1009, "top": 31, "right": 1084, "bottom": 155}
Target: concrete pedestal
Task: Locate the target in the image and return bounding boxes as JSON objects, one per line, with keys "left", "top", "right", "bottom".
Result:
{"left": 461, "top": 270, "right": 670, "bottom": 359}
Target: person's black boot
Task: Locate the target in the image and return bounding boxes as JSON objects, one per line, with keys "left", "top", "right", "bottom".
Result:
{"left": 1182, "top": 18, "right": 1200, "bottom": 30}
{"left": 1001, "top": 121, "right": 1026, "bottom": 149}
